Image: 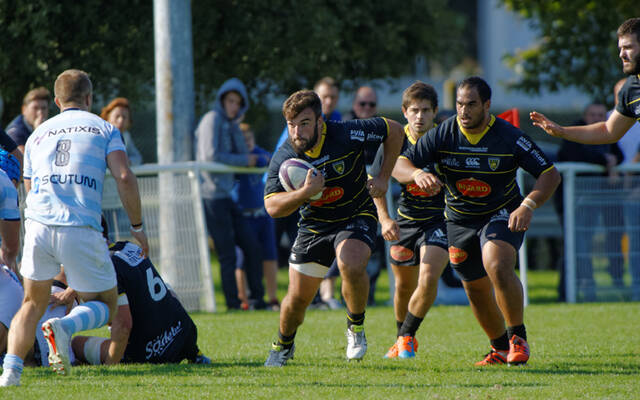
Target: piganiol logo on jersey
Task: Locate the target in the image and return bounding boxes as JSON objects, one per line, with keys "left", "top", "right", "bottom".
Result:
{"left": 350, "top": 129, "right": 365, "bottom": 142}
{"left": 456, "top": 178, "right": 491, "bottom": 198}
{"left": 145, "top": 321, "right": 183, "bottom": 359}
{"left": 309, "top": 187, "right": 345, "bottom": 206}
{"left": 406, "top": 183, "right": 440, "bottom": 197}
{"left": 459, "top": 146, "right": 488, "bottom": 153}
{"left": 367, "top": 133, "right": 384, "bottom": 141}
{"left": 465, "top": 157, "right": 480, "bottom": 167}
{"left": 530, "top": 149, "right": 548, "bottom": 166}
{"left": 516, "top": 137, "right": 532, "bottom": 151}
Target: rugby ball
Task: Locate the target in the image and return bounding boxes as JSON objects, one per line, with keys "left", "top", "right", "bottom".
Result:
{"left": 278, "top": 158, "right": 323, "bottom": 200}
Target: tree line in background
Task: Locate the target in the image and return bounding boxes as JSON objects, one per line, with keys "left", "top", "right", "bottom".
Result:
{"left": 500, "top": 0, "right": 638, "bottom": 106}
{"left": 0, "top": 0, "right": 466, "bottom": 126}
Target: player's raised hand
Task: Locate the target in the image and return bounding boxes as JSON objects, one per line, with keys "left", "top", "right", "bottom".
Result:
{"left": 367, "top": 175, "right": 388, "bottom": 198}
{"left": 302, "top": 168, "right": 324, "bottom": 199}
{"left": 413, "top": 170, "right": 443, "bottom": 192}
{"left": 530, "top": 111, "right": 564, "bottom": 138}
{"left": 131, "top": 229, "right": 150, "bottom": 256}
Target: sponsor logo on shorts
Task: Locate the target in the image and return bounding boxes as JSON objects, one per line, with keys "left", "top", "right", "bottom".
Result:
{"left": 145, "top": 320, "right": 182, "bottom": 359}
{"left": 310, "top": 187, "right": 345, "bottom": 206}
{"left": 488, "top": 158, "right": 500, "bottom": 171}
{"left": 332, "top": 160, "right": 345, "bottom": 174}
{"left": 406, "top": 183, "right": 440, "bottom": 197}
{"left": 448, "top": 246, "right": 468, "bottom": 264}
{"left": 391, "top": 245, "right": 414, "bottom": 262}
{"left": 456, "top": 178, "right": 491, "bottom": 198}
{"left": 490, "top": 208, "right": 510, "bottom": 222}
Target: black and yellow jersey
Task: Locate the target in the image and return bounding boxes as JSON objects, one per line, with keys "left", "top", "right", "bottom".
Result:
{"left": 264, "top": 118, "right": 389, "bottom": 234}
{"left": 403, "top": 115, "right": 554, "bottom": 223}
{"left": 616, "top": 75, "right": 640, "bottom": 119}
{"left": 373, "top": 124, "right": 445, "bottom": 222}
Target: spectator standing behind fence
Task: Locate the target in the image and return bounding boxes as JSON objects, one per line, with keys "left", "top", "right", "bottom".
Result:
{"left": 235, "top": 122, "right": 280, "bottom": 311}
{"left": 554, "top": 103, "right": 624, "bottom": 301}
{"left": 347, "top": 85, "right": 386, "bottom": 306}
{"left": 6, "top": 87, "right": 50, "bottom": 155}
{"left": 195, "top": 77, "right": 266, "bottom": 310}
{"left": 100, "top": 98, "right": 143, "bottom": 166}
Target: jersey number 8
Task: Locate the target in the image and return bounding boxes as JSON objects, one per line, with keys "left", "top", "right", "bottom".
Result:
{"left": 55, "top": 139, "right": 71, "bottom": 166}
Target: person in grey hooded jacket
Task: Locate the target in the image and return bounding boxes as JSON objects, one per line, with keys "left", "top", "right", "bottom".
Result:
{"left": 195, "top": 78, "right": 266, "bottom": 310}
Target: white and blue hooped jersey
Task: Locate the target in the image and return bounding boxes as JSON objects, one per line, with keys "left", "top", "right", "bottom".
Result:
{"left": 23, "top": 109, "right": 126, "bottom": 231}
{"left": 0, "top": 169, "right": 19, "bottom": 221}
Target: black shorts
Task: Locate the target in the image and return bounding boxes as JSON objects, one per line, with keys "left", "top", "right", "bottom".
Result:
{"left": 289, "top": 215, "right": 377, "bottom": 277}
{"left": 123, "top": 317, "right": 199, "bottom": 364}
{"left": 390, "top": 216, "right": 448, "bottom": 266}
{"left": 446, "top": 208, "right": 524, "bottom": 281}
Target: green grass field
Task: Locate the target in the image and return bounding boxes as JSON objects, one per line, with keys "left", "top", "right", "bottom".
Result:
{"left": 3, "top": 269, "right": 639, "bottom": 399}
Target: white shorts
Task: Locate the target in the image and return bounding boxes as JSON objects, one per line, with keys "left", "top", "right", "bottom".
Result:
{"left": 20, "top": 219, "right": 116, "bottom": 292}
{"left": 0, "top": 266, "right": 23, "bottom": 329}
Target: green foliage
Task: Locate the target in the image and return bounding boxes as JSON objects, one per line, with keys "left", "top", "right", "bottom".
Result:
{"left": 0, "top": 0, "right": 154, "bottom": 125}
{"left": 500, "top": 0, "right": 638, "bottom": 105}
{"left": 0, "top": 1, "right": 466, "bottom": 128}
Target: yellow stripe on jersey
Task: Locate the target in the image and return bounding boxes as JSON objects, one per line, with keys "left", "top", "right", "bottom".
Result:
{"left": 397, "top": 209, "right": 441, "bottom": 221}
{"left": 441, "top": 166, "right": 519, "bottom": 174}
{"left": 457, "top": 115, "right": 496, "bottom": 144}
{"left": 439, "top": 150, "right": 513, "bottom": 157}
{"left": 539, "top": 165, "right": 556, "bottom": 175}
{"left": 448, "top": 195, "right": 519, "bottom": 216}
{"left": 628, "top": 97, "right": 640, "bottom": 106}
{"left": 264, "top": 192, "right": 279, "bottom": 200}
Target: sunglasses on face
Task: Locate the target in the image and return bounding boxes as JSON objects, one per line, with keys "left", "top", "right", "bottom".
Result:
{"left": 358, "top": 101, "right": 377, "bottom": 108}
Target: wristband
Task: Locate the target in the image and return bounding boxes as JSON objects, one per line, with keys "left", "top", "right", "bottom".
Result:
{"left": 522, "top": 197, "right": 537, "bottom": 209}
{"left": 411, "top": 169, "right": 425, "bottom": 179}
{"left": 130, "top": 223, "right": 144, "bottom": 232}
{"left": 521, "top": 202, "right": 534, "bottom": 211}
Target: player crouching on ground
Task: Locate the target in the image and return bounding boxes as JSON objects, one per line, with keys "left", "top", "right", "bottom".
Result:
{"left": 70, "top": 218, "right": 210, "bottom": 365}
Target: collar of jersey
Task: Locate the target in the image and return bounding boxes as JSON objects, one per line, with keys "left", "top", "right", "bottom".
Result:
{"left": 404, "top": 123, "right": 437, "bottom": 145}
{"left": 304, "top": 122, "right": 327, "bottom": 158}
{"left": 457, "top": 114, "right": 495, "bottom": 145}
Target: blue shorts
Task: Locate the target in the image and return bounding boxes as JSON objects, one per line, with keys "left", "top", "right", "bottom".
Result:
{"left": 242, "top": 210, "right": 277, "bottom": 261}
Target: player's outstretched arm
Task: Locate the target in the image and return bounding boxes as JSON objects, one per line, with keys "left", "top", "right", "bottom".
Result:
{"left": 530, "top": 110, "right": 635, "bottom": 144}
{"left": 265, "top": 169, "right": 324, "bottom": 218}
{"left": 508, "top": 167, "right": 561, "bottom": 232}
{"left": 107, "top": 150, "right": 149, "bottom": 255}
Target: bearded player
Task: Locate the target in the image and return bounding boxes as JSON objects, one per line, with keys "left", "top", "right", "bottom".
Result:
{"left": 263, "top": 90, "right": 404, "bottom": 366}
